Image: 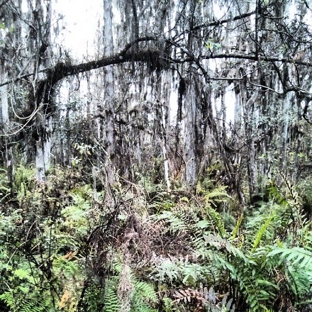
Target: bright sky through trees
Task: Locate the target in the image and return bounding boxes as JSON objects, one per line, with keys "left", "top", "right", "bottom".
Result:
{"left": 53, "top": 0, "right": 102, "bottom": 58}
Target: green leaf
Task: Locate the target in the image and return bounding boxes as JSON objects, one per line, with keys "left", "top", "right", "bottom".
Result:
{"left": 268, "top": 247, "right": 312, "bottom": 269}
{"left": 196, "top": 219, "right": 209, "bottom": 229}
{"left": 255, "top": 279, "right": 279, "bottom": 290}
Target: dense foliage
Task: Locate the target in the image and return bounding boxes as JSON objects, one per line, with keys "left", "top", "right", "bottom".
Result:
{"left": 1, "top": 0, "right": 312, "bottom": 310}
{"left": 0, "top": 163, "right": 312, "bottom": 311}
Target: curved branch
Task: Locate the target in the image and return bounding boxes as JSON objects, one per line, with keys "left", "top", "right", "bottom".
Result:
{"left": 2, "top": 45, "right": 311, "bottom": 91}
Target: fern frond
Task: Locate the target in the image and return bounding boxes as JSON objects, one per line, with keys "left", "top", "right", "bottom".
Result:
{"left": 267, "top": 247, "right": 312, "bottom": 299}
{"left": 116, "top": 260, "right": 158, "bottom": 312}
{"left": 104, "top": 285, "right": 120, "bottom": 312}
{"left": 0, "top": 290, "right": 50, "bottom": 312}
{"left": 207, "top": 207, "right": 226, "bottom": 238}
{"left": 151, "top": 258, "right": 181, "bottom": 283}
{"left": 133, "top": 281, "right": 158, "bottom": 304}
{"left": 267, "top": 246, "right": 312, "bottom": 269}
{"left": 237, "top": 267, "right": 277, "bottom": 312}
{"left": 127, "top": 277, "right": 158, "bottom": 312}
{"left": 154, "top": 211, "right": 188, "bottom": 234}
{"left": 251, "top": 211, "right": 275, "bottom": 253}
{"left": 205, "top": 185, "right": 231, "bottom": 206}
{"left": 203, "top": 234, "right": 248, "bottom": 263}
{"left": 172, "top": 286, "right": 235, "bottom": 312}
{"left": 161, "top": 296, "right": 174, "bottom": 312}
{"left": 231, "top": 214, "right": 243, "bottom": 241}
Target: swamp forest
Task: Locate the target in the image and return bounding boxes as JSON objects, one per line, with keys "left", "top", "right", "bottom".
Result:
{"left": 1, "top": 0, "right": 312, "bottom": 311}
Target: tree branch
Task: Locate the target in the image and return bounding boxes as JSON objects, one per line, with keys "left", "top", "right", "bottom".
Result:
{"left": 200, "top": 53, "right": 312, "bottom": 67}
{"left": 2, "top": 46, "right": 311, "bottom": 91}
{"left": 191, "top": 10, "right": 256, "bottom": 31}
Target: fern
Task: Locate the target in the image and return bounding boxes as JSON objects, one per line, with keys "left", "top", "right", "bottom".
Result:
{"left": 195, "top": 234, "right": 248, "bottom": 263}
{"left": 80, "top": 285, "right": 106, "bottom": 312}
{"left": 104, "top": 285, "right": 120, "bottom": 312}
{"left": 0, "top": 261, "right": 56, "bottom": 311}
{"left": 92, "top": 262, "right": 159, "bottom": 312}
{"left": 230, "top": 214, "right": 243, "bottom": 241}
{"left": 151, "top": 258, "right": 181, "bottom": 283}
{"left": 133, "top": 281, "right": 158, "bottom": 303}
{"left": 251, "top": 211, "right": 275, "bottom": 252}
{"left": 13, "top": 165, "right": 36, "bottom": 205}
{"left": 236, "top": 261, "right": 278, "bottom": 312}
{"left": 155, "top": 210, "right": 188, "bottom": 234}
{"left": 205, "top": 184, "right": 231, "bottom": 205}
{"left": 267, "top": 246, "right": 312, "bottom": 298}
{"left": 172, "top": 286, "right": 235, "bottom": 312}
{"left": 0, "top": 289, "right": 52, "bottom": 312}
{"left": 244, "top": 202, "right": 279, "bottom": 250}
{"left": 268, "top": 246, "right": 312, "bottom": 268}
{"left": 201, "top": 184, "right": 230, "bottom": 238}
{"left": 207, "top": 207, "right": 226, "bottom": 238}
{"left": 162, "top": 296, "right": 176, "bottom": 312}
{"left": 130, "top": 280, "right": 158, "bottom": 312}
{"left": 61, "top": 191, "right": 91, "bottom": 237}
{"left": 193, "top": 247, "right": 235, "bottom": 278}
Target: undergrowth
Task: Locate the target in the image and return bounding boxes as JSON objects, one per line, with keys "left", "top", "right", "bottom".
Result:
{"left": 0, "top": 165, "right": 311, "bottom": 311}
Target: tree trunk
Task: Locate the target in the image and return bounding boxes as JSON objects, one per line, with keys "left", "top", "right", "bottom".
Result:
{"left": 34, "top": 0, "right": 52, "bottom": 182}
{"left": 101, "top": 0, "right": 116, "bottom": 187}
{"left": 183, "top": 75, "right": 197, "bottom": 189}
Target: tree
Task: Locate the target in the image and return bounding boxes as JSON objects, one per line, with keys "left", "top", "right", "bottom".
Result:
{"left": 1, "top": 0, "right": 312, "bottom": 199}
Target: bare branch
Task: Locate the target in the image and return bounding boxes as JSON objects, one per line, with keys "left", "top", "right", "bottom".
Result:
{"left": 200, "top": 53, "right": 312, "bottom": 67}
{"left": 192, "top": 10, "right": 256, "bottom": 31}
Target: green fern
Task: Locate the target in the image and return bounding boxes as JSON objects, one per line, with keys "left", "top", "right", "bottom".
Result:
{"left": 104, "top": 285, "right": 120, "bottom": 312}
{"left": 267, "top": 245, "right": 312, "bottom": 299}
{"left": 230, "top": 214, "right": 243, "bottom": 240}
{"left": 207, "top": 207, "right": 226, "bottom": 238}
{"left": 61, "top": 191, "right": 91, "bottom": 237}
{"left": 201, "top": 184, "right": 230, "bottom": 238}
{"left": 151, "top": 258, "right": 181, "bottom": 283}
{"left": 205, "top": 184, "right": 231, "bottom": 205}
{"left": 236, "top": 260, "right": 278, "bottom": 312}
{"left": 155, "top": 210, "right": 188, "bottom": 234}
{"left": 244, "top": 202, "right": 279, "bottom": 250}
{"left": 80, "top": 285, "right": 106, "bottom": 312}
{"left": 13, "top": 165, "right": 36, "bottom": 204}
{"left": 0, "top": 289, "right": 51, "bottom": 312}
{"left": 162, "top": 296, "right": 176, "bottom": 312}
{"left": 268, "top": 246, "right": 312, "bottom": 269}
{"left": 195, "top": 234, "right": 248, "bottom": 263}
{"left": 251, "top": 211, "right": 275, "bottom": 253}
{"left": 99, "top": 265, "right": 158, "bottom": 312}
{"left": 130, "top": 280, "right": 158, "bottom": 312}
{"left": 133, "top": 281, "right": 158, "bottom": 303}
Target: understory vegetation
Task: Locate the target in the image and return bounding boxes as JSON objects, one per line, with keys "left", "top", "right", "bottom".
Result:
{"left": 0, "top": 164, "right": 311, "bottom": 312}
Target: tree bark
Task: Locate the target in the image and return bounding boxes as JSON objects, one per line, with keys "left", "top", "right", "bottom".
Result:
{"left": 102, "top": 0, "right": 116, "bottom": 187}
{"left": 33, "top": 0, "right": 52, "bottom": 182}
